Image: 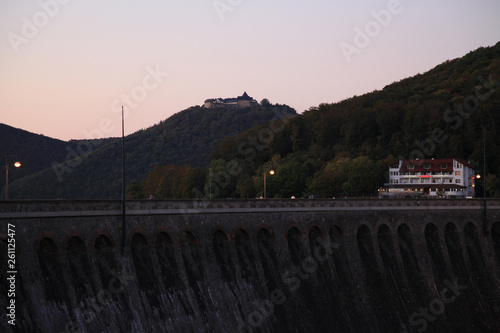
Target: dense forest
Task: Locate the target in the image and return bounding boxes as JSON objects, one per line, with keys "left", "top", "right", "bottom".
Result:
{"left": 3, "top": 102, "right": 296, "bottom": 199}
{"left": 130, "top": 42, "right": 500, "bottom": 199}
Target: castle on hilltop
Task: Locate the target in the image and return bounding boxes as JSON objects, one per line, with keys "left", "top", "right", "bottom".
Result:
{"left": 203, "top": 92, "right": 259, "bottom": 109}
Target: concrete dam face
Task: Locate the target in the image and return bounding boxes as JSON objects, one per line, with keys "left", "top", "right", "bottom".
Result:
{"left": 1, "top": 199, "right": 500, "bottom": 332}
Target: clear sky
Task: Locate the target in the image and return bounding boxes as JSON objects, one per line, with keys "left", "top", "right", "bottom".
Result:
{"left": 1, "top": 0, "right": 499, "bottom": 141}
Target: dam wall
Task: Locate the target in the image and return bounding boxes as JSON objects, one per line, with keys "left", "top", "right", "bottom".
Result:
{"left": 1, "top": 199, "right": 500, "bottom": 332}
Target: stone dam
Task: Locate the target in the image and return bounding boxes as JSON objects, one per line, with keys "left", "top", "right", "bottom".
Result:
{"left": 1, "top": 199, "right": 500, "bottom": 332}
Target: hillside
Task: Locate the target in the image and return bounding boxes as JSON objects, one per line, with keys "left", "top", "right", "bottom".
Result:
{"left": 206, "top": 42, "right": 500, "bottom": 198}
{"left": 4, "top": 103, "right": 296, "bottom": 199}
{"left": 0, "top": 124, "right": 116, "bottom": 196}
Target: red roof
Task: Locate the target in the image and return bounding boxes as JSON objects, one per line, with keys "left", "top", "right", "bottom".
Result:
{"left": 399, "top": 158, "right": 475, "bottom": 172}
{"left": 455, "top": 158, "right": 476, "bottom": 169}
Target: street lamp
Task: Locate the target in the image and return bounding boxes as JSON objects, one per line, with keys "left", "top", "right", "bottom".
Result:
{"left": 263, "top": 164, "right": 275, "bottom": 199}
{"left": 5, "top": 155, "right": 21, "bottom": 200}
{"left": 473, "top": 174, "right": 480, "bottom": 194}
{"left": 482, "top": 130, "right": 487, "bottom": 235}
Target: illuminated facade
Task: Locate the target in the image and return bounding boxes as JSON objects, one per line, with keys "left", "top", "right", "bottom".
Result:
{"left": 381, "top": 158, "right": 476, "bottom": 198}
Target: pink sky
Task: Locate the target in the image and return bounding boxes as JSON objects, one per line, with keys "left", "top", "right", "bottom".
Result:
{"left": 1, "top": 0, "right": 499, "bottom": 141}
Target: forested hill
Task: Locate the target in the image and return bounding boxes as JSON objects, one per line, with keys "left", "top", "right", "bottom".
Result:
{"left": 0, "top": 124, "right": 114, "bottom": 194}
{"left": 207, "top": 42, "right": 500, "bottom": 198}
{"left": 4, "top": 103, "right": 296, "bottom": 199}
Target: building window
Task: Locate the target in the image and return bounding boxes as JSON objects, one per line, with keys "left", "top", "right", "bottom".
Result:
{"left": 423, "top": 164, "right": 431, "bottom": 169}
{"left": 440, "top": 164, "right": 448, "bottom": 169}
{"left": 455, "top": 179, "right": 461, "bottom": 183}
{"left": 407, "top": 164, "right": 414, "bottom": 169}
{"left": 455, "top": 171, "right": 461, "bottom": 176}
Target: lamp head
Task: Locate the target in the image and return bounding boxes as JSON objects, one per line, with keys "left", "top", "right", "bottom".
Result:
{"left": 14, "top": 161, "right": 21, "bottom": 168}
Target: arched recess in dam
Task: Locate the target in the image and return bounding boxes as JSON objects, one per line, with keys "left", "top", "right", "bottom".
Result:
{"left": 155, "top": 231, "right": 180, "bottom": 290}
{"left": 233, "top": 228, "right": 255, "bottom": 281}
{"left": 492, "top": 222, "right": 500, "bottom": 268}
{"left": 444, "top": 222, "right": 485, "bottom": 330}
{"left": 444, "top": 223, "right": 468, "bottom": 281}
{"left": 424, "top": 223, "right": 448, "bottom": 288}
{"left": 254, "top": 227, "right": 290, "bottom": 332}
{"left": 328, "top": 225, "right": 351, "bottom": 289}
{"left": 308, "top": 225, "right": 346, "bottom": 331}
{"left": 376, "top": 224, "right": 409, "bottom": 321}
{"left": 66, "top": 235, "right": 94, "bottom": 300}
{"left": 464, "top": 223, "right": 493, "bottom": 297}
{"left": 285, "top": 226, "right": 305, "bottom": 266}
{"left": 308, "top": 226, "right": 331, "bottom": 288}
{"left": 397, "top": 223, "right": 427, "bottom": 306}
{"left": 356, "top": 224, "right": 397, "bottom": 331}
{"left": 37, "top": 237, "right": 68, "bottom": 304}
{"left": 328, "top": 224, "right": 364, "bottom": 329}
{"left": 285, "top": 225, "right": 328, "bottom": 331}
{"left": 463, "top": 222, "right": 500, "bottom": 326}
{"left": 93, "top": 234, "right": 119, "bottom": 294}
{"left": 130, "top": 232, "right": 158, "bottom": 306}
{"left": 211, "top": 229, "right": 235, "bottom": 282}
{"left": 180, "top": 230, "right": 202, "bottom": 283}
{"left": 255, "top": 227, "right": 280, "bottom": 294}
{"left": 180, "top": 230, "right": 205, "bottom": 313}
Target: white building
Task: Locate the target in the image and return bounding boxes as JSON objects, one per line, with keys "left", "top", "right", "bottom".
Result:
{"left": 381, "top": 158, "right": 477, "bottom": 198}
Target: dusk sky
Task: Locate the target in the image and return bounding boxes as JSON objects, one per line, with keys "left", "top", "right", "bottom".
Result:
{"left": 1, "top": 0, "right": 499, "bottom": 141}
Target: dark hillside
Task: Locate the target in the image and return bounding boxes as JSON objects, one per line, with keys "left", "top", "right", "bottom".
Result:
{"left": 0, "top": 124, "right": 114, "bottom": 197}
{"left": 5, "top": 103, "right": 296, "bottom": 199}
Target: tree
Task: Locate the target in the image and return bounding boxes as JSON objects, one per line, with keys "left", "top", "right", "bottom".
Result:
{"left": 309, "top": 156, "right": 351, "bottom": 198}
{"left": 181, "top": 168, "right": 207, "bottom": 198}
{"left": 126, "top": 180, "right": 143, "bottom": 199}
{"left": 342, "top": 156, "right": 379, "bottom": 197}
{"left": 207, "top": 159, "right": 238, "bottom": 198}
{"left": 236, "top": 177, "right": 256, "bottom": 198}
{"left": 141, "top": 164, "right": 194, "bottom": 199}
{"left": 486, "top": 174, "right": 500, "bottom": 198}
{"left": 260, "top": 98, "right": 271, "bottom": 106}
{"left": 272, "top": 160, "right": 309, "bottom": 198}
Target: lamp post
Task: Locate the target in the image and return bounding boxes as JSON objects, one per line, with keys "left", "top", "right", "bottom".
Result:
{"left": 121, "top": 106, "right": 126, "bottom": 256}
{"left": 263, "top": 163, "right": 275, "bottom": 199}
{"left": 482, "top": 131, "right": 487, "bottom": 235}
{"left": 209, "top": 168, "right": 212, "bottom": 199}
{"left": 5, "top": 155, "right": 21, "bottom": 200}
